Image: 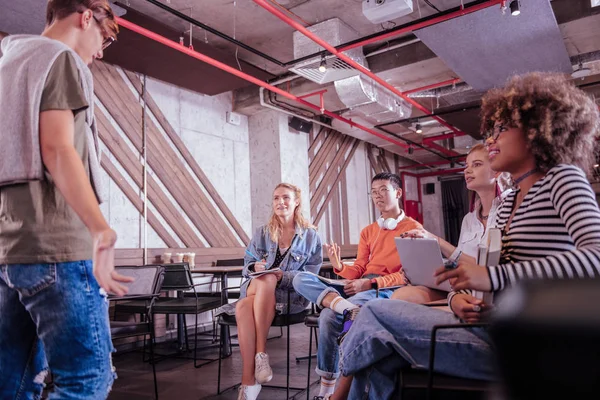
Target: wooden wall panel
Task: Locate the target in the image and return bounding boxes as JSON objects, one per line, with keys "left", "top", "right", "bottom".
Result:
{"left": 92, "top": 61, "right": 249, "bottom": 253}
{"left": 123, "top": 70, "right": 249, "bottom": 245}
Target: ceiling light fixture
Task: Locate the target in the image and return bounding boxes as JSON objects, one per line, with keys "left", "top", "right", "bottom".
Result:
{"left": 415, "top": 123, "right": 423, "bottom": 134}
{"left": 318, "top": 56, "right": 327, "bottom": 73}
{"left": 572, "top": 62, "right": 592, "bottom": 79}
{"left": 509, "top": 0, "right": 521, "bottom": 16}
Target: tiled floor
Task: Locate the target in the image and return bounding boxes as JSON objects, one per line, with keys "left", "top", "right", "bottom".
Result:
{"left": 109, "top": 324, "right": 321, "bottom": 400}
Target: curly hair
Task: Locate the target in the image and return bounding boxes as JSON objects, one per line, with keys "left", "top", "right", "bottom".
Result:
{"left": 480, "top": 72, "right": 600, "bottom": 175}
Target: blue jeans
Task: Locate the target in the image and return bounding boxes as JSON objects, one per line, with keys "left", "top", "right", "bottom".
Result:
{"left": 340, "top": 299, "right": 495, "bottom": 400}
{"left": 0, "top": 261, "right": 115, "bottom": 400}
{"left": 292, "top": 271, "right": 394, "bottom": 378}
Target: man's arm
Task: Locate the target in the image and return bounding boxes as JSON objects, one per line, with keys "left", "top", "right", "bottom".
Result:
{"left": 40, "top": 109, "right": 132, "bottom": 296}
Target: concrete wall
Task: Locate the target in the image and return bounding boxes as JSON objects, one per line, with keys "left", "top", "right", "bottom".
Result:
{"left": 98, "top": 75, "right": 253, "bottom": 248}
{"left": 248, "top": 111, "right": 311, "bottom": 232}
{"left": 343, "top": 143, "right": 375, "bottom": 243}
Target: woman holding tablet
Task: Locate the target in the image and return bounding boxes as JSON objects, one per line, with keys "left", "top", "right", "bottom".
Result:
{"left": 236, "top": 183, "right": 322, "bottom": 400}
{"left": 393, "top": 143, "right": 510, "bottom": 305}
{"left": 334, "top": 72, "right": 600, "bottom": 400}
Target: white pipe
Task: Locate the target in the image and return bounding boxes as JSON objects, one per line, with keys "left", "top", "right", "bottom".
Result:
{"left": 365, "top": 38, "right": 421, "bottom": 58}
{"left": 259, "top": 86, "right": 333, "bottom": 129}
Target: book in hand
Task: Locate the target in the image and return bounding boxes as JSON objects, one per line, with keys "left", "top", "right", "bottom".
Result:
{"left": 315, "top": 273, "right": 351, "bottom": 287}
{"left": 473, "top": 228, "right": 502, "bottom": 304}
{"left": 249, "top": 267, "right": 281, "bottom": 278}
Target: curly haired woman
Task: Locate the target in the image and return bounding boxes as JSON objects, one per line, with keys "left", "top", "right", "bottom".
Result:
{"left": 328, "top": 73, "right": 600, "bottom": 400}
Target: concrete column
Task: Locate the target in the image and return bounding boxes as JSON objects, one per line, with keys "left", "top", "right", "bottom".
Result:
{"left": 248, "top": 110, "right": 311, "bottom": 232}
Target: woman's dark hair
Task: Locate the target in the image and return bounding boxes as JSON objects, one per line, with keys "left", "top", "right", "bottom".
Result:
{"left": 372, "top": 172, "right": 402, "bottom": 189}
{"left": 481, "top": 72, "right": 600, "bottom": 175}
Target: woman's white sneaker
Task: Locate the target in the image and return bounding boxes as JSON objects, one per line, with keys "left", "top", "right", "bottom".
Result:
{"left": 237, "top": 383, "right": 262, "bottom": 400}
{"left": 254, "top": 352, "right": 273, "bottom": 384}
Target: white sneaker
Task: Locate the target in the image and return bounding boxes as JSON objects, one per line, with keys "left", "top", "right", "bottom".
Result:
{"left": 254, "top": 352, "right": 273, "bottom": 384}
{"left": 237, "top": 383, "right": 262, "bottom": 400}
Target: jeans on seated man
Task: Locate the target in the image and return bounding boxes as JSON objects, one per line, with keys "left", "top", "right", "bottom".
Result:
{"left": 292, "top": 172, "right": 422, "bottom": 400}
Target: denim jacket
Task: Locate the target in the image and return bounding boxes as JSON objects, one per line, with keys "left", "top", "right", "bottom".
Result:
{"left": 240, "top": 225, "right": 322, "bottom": 314}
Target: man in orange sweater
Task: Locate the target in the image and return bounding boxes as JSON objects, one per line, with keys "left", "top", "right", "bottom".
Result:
{"left": 293, "top": 172, "right": 421, "bottom": 399}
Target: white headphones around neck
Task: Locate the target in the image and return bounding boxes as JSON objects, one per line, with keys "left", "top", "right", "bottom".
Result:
{"left": 376, "top": 211, "right": 405, "bottom": 230}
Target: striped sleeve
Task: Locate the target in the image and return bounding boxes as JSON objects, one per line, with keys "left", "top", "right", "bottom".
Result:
{"left": 447, "top": 289, "right": 472, "bottom": 311}
{"left": 488, "top": 166, "right": 600, "bottom": 291}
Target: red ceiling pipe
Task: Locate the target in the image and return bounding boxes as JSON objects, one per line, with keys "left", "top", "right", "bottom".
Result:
{"left": 416, "top": 167, "right": 465, "bottom": 178}
{"left": 398, "top": 158, "right": 466, "bottom": 170}
{"left": 403, "top": 78, "right": 461, "bottom": 95}
{"left": 116, "top": 17, "right": 410, "bottom": 150}
{"left": 298, "top": 89, "right": 328, "bottom": 113}
{"left": 298, "top": 89, "right": 328, "bottom": 99}
{"left": 422, "top": 132, "right": 466, "bottom": 143}
{"left": 338, "top": 0, "right": 504, "bottom": 52}
{"left": 422, "top": 140, "right": 458, "bottom": 157}
{"left": 253, "top": 0, "right": 483, "bottom": 158}
{"left": 253, "top": 0, "right": 460, "bottom": 135}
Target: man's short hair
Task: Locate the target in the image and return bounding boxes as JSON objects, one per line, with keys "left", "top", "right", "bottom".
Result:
{"left": 46, "top": 0, "right": 118, "bottom": 38}
{"left": 372, "top": 172, "right": 402, "bottom": 190}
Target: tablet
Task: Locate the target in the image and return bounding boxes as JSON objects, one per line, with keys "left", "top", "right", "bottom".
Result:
{"left": 395, "top": 238, "right": 452, "bottom": 292}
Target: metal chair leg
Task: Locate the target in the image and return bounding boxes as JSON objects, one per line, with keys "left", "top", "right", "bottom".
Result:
{"left": 149, "top": 321, "right": 159, "bottom": 399}
{"left": 217, "top": 318, "right": 223, "bottom": 394}
{"left": 287, "top": 323, "right": 291, "bottom": 399}
{"left": 306, "top": 326, "right": 313, "bottom": 400}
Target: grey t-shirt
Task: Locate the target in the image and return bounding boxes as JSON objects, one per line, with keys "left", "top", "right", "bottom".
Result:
{"left": 0, "top": 52, "right": 93, "bottom": 264}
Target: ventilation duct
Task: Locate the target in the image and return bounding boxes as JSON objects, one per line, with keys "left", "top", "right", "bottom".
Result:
{"left": 291, "top": 18, "right": 412, "bottom": 124}
{"left": 335, "top": 75, "right": 412, "bottom": 123}
{"left": 291, "top": 18, "right": 366, "bottom": 84}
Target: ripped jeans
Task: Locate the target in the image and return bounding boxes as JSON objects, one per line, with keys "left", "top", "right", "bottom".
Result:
{"left": 0, "top": 260, "right": 115, "bottom": 400}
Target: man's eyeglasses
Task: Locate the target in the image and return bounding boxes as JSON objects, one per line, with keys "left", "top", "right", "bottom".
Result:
{"left": 370, "top": 187, "right": 390, "bottom": 197}
{"left": 92, "top": 15, "right": 115, "bottom": 50}
{"left": 485, "top": 124, "right": 508, "bottom": 145}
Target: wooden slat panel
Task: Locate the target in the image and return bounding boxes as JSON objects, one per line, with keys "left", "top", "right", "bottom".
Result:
{"left": 101, "top": 154, "right": 179, "bottom": 248}
{"left": 96, "top": 109, "right": 203, "bottom": 247}
{"left": 105, "top": 65, "right": 238, "bottom": 248}
{"left": 380, "top": 152, "right": 392, "bottom": 172}
{"left": 314, "top": 140, "right": 360, "bottom": 224}
{"left": 311, "top": 136, "right": 353, "bottom": 216}
{"left": 123, "top": 70, "right": 250, "bottom": 245}
{"left": 310, "top": 133, "right": 345, "bottom": 194}
{"left": 331, "top": 181, "right": 342, "bottom": 244}
{"left": 338, "top": 245, "right": 358, "bottom": 258}
{"left": 366, "top": 144, "right": 382, "bottom": 175}
{"left": 308, "top": 127, "right": 327, "bottom": 163}
{"left": 93, "top": 63, "right": 238, "bottom": 247}
{"left": 341, "top": 176, "right": 350, "bottom": 246}
{"left": 309, "top": 130, "right": 338, "bottom": 182}
{"left": 93, "top": 64, "right": 220, "bottom": 247}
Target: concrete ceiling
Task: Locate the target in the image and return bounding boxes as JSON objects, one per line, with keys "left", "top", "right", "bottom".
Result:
{"left": 2, "top": 0, "right": 600, "bottom": 170}
{"left": 118, "top": 0, "right": 460, "bottom": 74}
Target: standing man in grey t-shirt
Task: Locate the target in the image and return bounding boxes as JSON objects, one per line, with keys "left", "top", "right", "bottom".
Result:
{"left": 0, "top": 1, "right": 132, "bottom": 398}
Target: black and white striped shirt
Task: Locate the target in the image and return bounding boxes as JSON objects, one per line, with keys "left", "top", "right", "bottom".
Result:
{"left": 452, "top": 164, "right": 600, "bottom": 299}
{"left": 487, "top": 164, "right": 600, "bottom": 290}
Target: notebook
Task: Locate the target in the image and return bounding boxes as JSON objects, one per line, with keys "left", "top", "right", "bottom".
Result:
{"left": 473, "top": 228, "right": 502, "bottom": 304}
{"left": 394, "top": 238, "right": 452, "bottom": 292}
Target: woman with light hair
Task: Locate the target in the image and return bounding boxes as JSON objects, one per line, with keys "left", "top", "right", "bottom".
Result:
{"left": 334, "top": 72, "right": 600, "bottom": 400}
{"left": 236, "top": 183, "right": 323, "bottom": 400}
{"left": 394, "top": 143, "right": 511, "bottom": 318}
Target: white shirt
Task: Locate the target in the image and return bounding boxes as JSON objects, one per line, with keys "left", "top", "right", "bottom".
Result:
{"left": 449, "top": 190, "right": 510, "bottom": 260}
